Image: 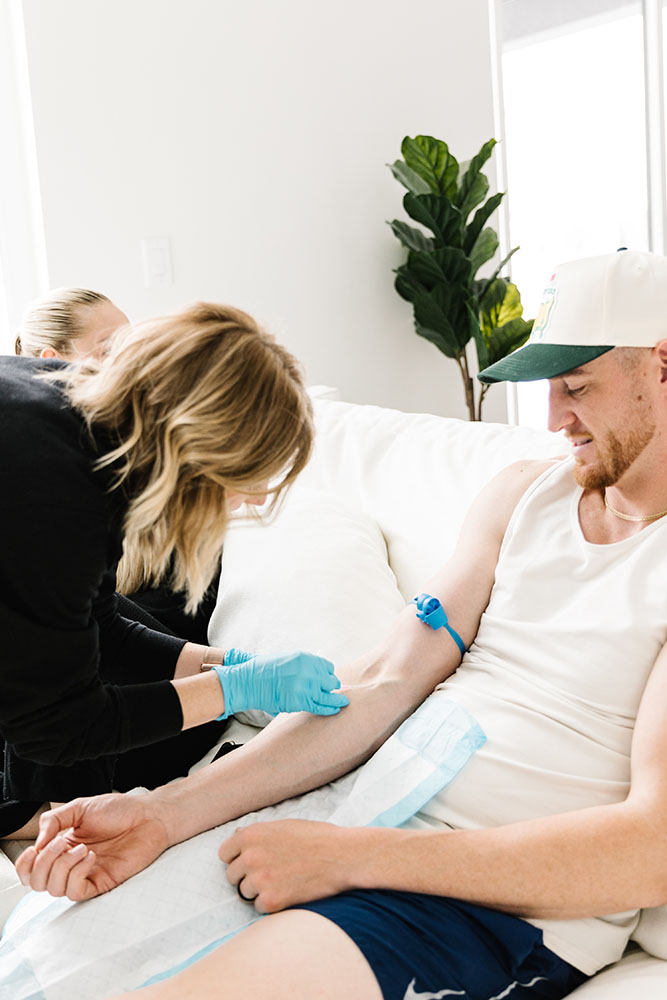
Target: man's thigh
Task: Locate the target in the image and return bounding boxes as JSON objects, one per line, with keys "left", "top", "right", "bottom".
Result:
{"left": 110, "top": 909, "right": 382, "bottom": 1000}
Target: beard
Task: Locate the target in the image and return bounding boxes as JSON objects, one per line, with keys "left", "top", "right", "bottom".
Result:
{"left": 573, "top": 421, "right": 656, "bottom": 490}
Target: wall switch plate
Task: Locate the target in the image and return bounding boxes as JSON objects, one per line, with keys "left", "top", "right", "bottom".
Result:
{"left": 141, "top": 237, "right": 173, "bottom": 287}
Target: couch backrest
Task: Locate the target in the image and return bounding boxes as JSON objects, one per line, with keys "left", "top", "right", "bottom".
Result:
{"left": 297, "top": 399, "right": 564, "bottom": 599}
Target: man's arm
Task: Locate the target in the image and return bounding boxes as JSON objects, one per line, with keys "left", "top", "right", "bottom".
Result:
{"left": 17, "top": 460, "right": 551, "bottom": 899}
{"left": 220, "top": 626, "right": 667, "bottom": 919}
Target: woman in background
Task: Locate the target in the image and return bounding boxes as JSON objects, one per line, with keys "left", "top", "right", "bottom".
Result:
{"left": 14, "top": 287, "right": 128, "bottom": 361}
{"left": 2, "top": 301, "right": 347, "bottom": 837}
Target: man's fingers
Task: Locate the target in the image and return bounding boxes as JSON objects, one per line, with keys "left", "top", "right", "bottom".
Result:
{"left": 27, "top": 835, "right": 72, "bottom": 892}
{"left": 63, "top": 850, "right": 99, "bottom": 901}
{"left": 15, "top": 844, "right": 38, "bottom": 885}
{"left": 38, "top": 842, "right": 89, "bottom": 898}
{"left": 218, "top": 829, "right": 243, "bottom": 864}
{"left": 224, "top": 854, "right": 248, "bottom": 888}
{"left": 34, "top": 805, "right": 76, "bottom": 850}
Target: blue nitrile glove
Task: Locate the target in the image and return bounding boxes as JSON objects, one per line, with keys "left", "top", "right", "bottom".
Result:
{"left": 211, "top": 650, "right": 349, "bottom": 719}
{"left": 223, "top": 647, "right": 255, "bottom": 665}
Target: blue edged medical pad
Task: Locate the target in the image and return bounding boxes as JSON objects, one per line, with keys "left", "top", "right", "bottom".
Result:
{"left": 0, "top": 702, "right": 484, "bottom": 997}
{"left": 328, "top": 694, "right": 486, "bottom": 828}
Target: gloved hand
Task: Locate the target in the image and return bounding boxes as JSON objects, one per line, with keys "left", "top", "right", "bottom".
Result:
{"left": 212, "top": 651, "right": 349, "bottom": 719}
{"left": 223, "top": 647, "right": 255, "bottom": 665}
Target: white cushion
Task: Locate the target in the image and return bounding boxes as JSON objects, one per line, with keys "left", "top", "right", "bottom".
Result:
{"left": 299, "top": 400, "right": 564, "bottom": 598}
{"left": 632, "top": 905, "right": 667, "bottom": 960}
{"left": 569, "top": 946, "right": 667, "bottom": 997}
{"left": 208, "top": 489, "right": 405, "bottom": 724}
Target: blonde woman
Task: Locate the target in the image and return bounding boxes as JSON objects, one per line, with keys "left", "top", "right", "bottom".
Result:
{"left": 16, "top": 287, "right": 221, "bottom": 650}
{"left": 0, "top": 302, "right": 348, "bottom": 838}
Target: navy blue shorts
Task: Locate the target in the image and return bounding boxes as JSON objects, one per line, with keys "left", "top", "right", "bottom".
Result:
{"left": 294, "top": 890, "right": 588, "bottom": 1000}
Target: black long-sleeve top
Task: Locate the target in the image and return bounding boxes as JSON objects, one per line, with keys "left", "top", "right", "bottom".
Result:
{"left": 0, "top": 356, "right": 186, "bottom": 802}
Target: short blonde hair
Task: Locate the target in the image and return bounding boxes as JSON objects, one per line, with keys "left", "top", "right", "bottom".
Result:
{"left": 57, "top": 302, "right": 313, "bottom": 612}
{"left": 15, "top": 287, "right": 111, "bottom": 357}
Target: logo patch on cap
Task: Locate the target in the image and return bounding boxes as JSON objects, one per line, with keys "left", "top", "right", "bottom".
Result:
{"left": 530, "top": 271, "right": 558, "bottom": 343}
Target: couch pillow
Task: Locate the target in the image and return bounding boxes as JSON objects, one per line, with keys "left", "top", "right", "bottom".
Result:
{"left": 298, "top": 399, "right": 564, "bottom": 599}
{"left": 631, "top": 906, "right": 667, "bottom": 960}
{"left": 207, "top": 489, "right": 405, "bottom": 724}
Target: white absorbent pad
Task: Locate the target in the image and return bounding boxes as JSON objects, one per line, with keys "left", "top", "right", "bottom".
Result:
{"left": 0, "top": 775, "right": 356, "bottom": 1000}
{"left": 0, "top": 696, "right": 484, "bottom": 1000}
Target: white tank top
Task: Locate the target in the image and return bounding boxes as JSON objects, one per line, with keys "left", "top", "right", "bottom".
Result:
{"left": 408, "top": 458, "right": 667, "bottom": 974}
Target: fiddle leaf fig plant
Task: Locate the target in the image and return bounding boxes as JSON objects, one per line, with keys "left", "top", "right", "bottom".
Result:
{"left": 389, "top": 135, "right": 532, "bottom": 420}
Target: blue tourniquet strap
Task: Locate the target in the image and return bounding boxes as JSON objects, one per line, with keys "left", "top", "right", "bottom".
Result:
{"left": 410, "top": 593, "right": 466, "bottom": 658}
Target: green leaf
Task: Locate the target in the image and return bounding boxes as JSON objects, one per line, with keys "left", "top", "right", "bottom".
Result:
{"left": 412, "top": 283, "right": 476, "bottom": 356}
{"left": 479, "top": 278, "right": 512, "bottom": 335}
{"left": 388, "top": 219, "right": 435, "bottom": 252}
{"left": 483, "top": 316, "right": 533, "bottom": 367}
{"left": 388, "top": 160, "right": 432, "bottom": 195}
{"left": 463, "top": 192, "right": 503, "bottom": 254}
{"left": 412, "top": 293, "right": 460, "bottom": 357}
{"left": 458, "top": 172, "right": 489, "bottom": 220}
{"left": 495, "top": 281, "right": 524, "bottom": 326}
{"left": 468, "top": 227, "right": 499, "bottom": 275}
{"left": 394, "top": 266, "right": 428, "bottom": 303}
{"left": 456, "top": 138, "right": 496, "bottom": 215}
{"left": 401, "top": 135, "right": 458, "bottom": 196}
{"left": 480, "top": 280, "right": 526, "bottom": 336}
{"left": 403, "top": 193, "right": 463, "bottom": 245}
{"left": 407, "top": 247, "right": 472, "bottom": 289}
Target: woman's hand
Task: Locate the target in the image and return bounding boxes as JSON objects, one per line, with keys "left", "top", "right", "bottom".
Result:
{"left": 213, "top": 651, "right": 349, "bottom": 719}
{"left": 219, "top": 819, "right": 356, "bottom": 912}
{"left": 15, "top": 792, "right": 170, "bottom": 901}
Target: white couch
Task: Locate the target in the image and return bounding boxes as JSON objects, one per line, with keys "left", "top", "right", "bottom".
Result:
{"left": 1, "top": 396, "right": 666, "bottom": 997}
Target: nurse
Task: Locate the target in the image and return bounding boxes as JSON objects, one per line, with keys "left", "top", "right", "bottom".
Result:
{"left": 16, "top": 288, "right": 220, "bottom": 644}
{"left": 2, "top": 300, "right": 348, "bottom": 837}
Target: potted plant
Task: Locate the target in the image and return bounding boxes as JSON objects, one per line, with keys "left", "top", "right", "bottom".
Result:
{"left": 389, "top": 135, "right": 532, "bottom": 420}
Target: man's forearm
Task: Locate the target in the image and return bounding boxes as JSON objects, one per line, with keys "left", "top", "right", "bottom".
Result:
{"left": 154, "top": 676, "right": 415, "bottom": 845}
{"left": 153, "top": 605, "right": 466, "bottom": 845}
{"left": 343, "top": 798, "right": 667, "bottom": 918}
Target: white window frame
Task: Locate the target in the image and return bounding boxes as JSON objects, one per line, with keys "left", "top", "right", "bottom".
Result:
{"left": 0, "top": 0, "right": 48, "bottom": 352}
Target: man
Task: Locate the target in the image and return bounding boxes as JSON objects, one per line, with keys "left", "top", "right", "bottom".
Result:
{"left": 16, "top": 250, "right": 667, "bottom": 1000}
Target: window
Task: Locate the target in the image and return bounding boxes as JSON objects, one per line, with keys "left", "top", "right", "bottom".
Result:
{"left": 499, "top": 0, "right": 652, "bottom": 427}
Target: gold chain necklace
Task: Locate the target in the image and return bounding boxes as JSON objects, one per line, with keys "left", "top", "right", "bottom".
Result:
{"left": 604, "top": 493, "right": 667, "bottom": 523}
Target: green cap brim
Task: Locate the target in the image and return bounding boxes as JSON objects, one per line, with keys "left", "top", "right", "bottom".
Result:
{"left": 477, "top": 344, "right": 614, "bottom": 384}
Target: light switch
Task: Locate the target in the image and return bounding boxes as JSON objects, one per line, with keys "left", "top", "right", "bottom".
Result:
{"left": 141, "top": 237, "right": 173, "bottom": 287}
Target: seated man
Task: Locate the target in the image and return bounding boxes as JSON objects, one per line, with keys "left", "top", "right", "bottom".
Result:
{"left": 16, "top": 250, "right": 667, "bottom": 1000}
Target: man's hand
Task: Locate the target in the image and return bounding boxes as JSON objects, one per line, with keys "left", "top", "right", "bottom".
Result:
{"left": 219, "top": 819, "right": 356, "bottom": 913}
{"left": 15, "top": 792, "right": 170, "bottom": 901}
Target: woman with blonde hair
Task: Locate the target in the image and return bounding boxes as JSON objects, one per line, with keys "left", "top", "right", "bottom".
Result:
{"left": 17, "top": 287, "right": 223, "bottom": 647}
{"left": 0, "top": 302, "right": 348, "bottom": 837}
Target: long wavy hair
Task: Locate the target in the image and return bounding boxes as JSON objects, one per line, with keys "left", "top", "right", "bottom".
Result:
{"left": 58, "top": 302, "right": 313, "bottom": 612}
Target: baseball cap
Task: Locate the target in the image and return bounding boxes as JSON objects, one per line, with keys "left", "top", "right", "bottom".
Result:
{"left": 477, "top": 250, "right": 667, "bottom": 384}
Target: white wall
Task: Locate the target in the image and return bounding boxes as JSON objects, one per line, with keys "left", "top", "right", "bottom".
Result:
{"left": 22, "top": 0, "right": 504, "bottom": 420}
